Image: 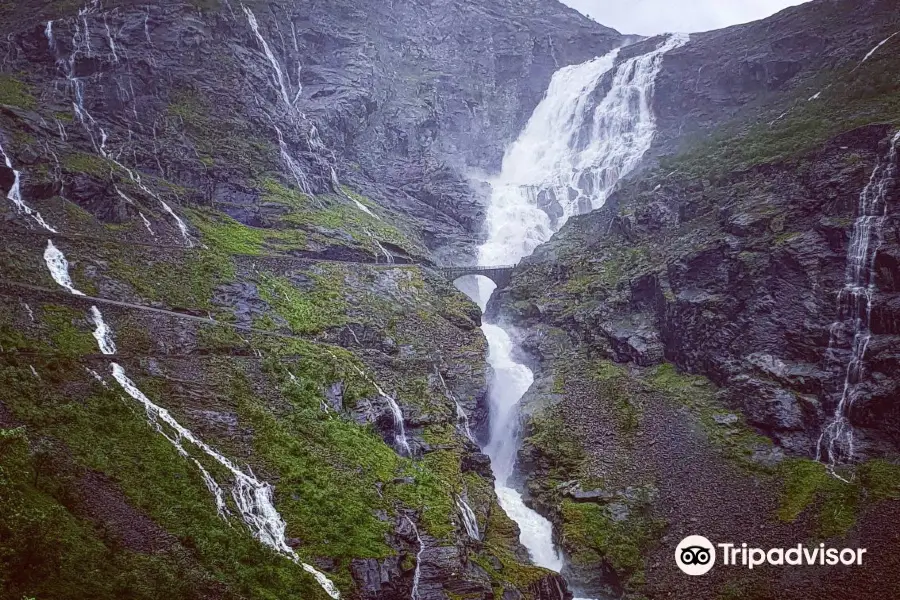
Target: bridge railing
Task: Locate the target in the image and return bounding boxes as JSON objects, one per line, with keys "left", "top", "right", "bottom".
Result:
{"left": 440, "top": 265, "right": 516, "bottom": 274}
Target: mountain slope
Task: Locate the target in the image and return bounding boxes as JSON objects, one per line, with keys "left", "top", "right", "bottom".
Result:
{"left": 490, "top": 0, "right": 900, "bottom": 597}
{"left": 0, "top": 1, "right": 621, "bottom": 599}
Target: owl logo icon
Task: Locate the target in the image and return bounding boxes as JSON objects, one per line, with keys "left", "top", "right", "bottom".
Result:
{"left": 675, "top": 535, "right": 716, "bottom": 575}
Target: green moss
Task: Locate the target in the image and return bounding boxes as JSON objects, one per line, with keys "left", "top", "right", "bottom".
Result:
{"left": 190, "top": 209, "right": 308, "bottom": 256}
{"left": 524, "top": 410, "right": 585, "bottom": 485}
{"left": 109, "top": 247, "right": 233, "bottom": 311}
{"left": 0, "top": 426, "right": 208, "bottom": 600}
{"left": 261, "top": 178, "right": 312, "bottom": 208}
{"left": 594, "top": 360, "right": 643, "bottom": 436}
{"left": 0, "top": 360, "right": 333, "bottom": 600}
{"left": 278, "top": 191, "right": 425, "bottom": 258}
{"left": 645, "top": 363, "right": 771, "bottom": 468}
{"left": 473, "top": 499, "right": 557, "bottom": 593}
{"left": 662, "top": 49, "right": 900, "bottom": 176}
{"left": 193, "top": 213, "right": 267, "bottom": 255}
{"left": 196, "top": 323, "right": 249, "bottom": 352}
{"left": 168, "top": 89, "right": 207, "bottom": 123}
{"left": 560, "top": 496, "right": 664, "bottom": 587}
{"left": 62, "top": 153, "right": 116, "bottom": 178}
{"left": 0, "top": 75, "right": 36, "bottom": 109}
{"left": 41, "top": 305, "right": 96, "bottom": 356}
{"left": 392, "top": 450, "right": 461, "bottom": 540}
{"left": 229, "top": 372, "right": 397, "bottom": 581}
{"left": 258, "top": 270, "right": 347, "bottom": 335}
{"left": 859, "top": 459, "right": 900, "bottom": 501}
{"left": 776, "top": 459, "right": 858, "bottom": 538}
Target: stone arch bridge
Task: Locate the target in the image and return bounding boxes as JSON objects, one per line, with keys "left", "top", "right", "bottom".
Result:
{"left": 439, "top": 265, "right": 516, "bottom": 288}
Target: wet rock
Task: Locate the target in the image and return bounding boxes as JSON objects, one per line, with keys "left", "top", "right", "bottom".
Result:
{"left": 461, "top": 450, "right": 493, "bottom": 478}
{"left": 324, "top": 381, "right": 344, "bottom": 412}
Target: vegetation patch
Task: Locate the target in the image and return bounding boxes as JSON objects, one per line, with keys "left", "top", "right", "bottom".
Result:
{"left": 594, "top": 360, "right": 643, "bottom": 436}
{"left": 109, "top": 247, "right": 233, "bottom": 311}
{"left": 0, "top": 74, "right": 36, "bottom": 109}
{"left": 189, "top": 209, "right": 308, "bottom": 256}
{"left": 258, "top": 270, "right": 348, "bottom": 335}
{"left": 62, "top": 152, "right": 117, "bottom": 178}
{"left": 524, "top": 409, "right": 585, "bottom": 486}
{"left": 776, "top": 459, "right": 859, "bottom": 538}
{"left": 40, "top": 305, "right": 96, "bottom": 356}
{"left": 560, "top": 496, "right": 665, "bottom": 588}
{"left": 662, "top": 48, "right": 900, "bottom": 177}
{"left": 474, "top": 499, "right": 559, "bottom": 596}
{"left": 645, "top": 363, "right": 771, "bottom": 468}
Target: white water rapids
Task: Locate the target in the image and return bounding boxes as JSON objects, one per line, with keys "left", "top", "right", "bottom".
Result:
{"left": 462, "top": 34, "right": 688, "bottom": 595}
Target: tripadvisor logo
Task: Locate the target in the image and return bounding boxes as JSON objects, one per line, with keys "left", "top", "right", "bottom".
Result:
{"left": 676, "top": 535, "right": 716, "bottom": 575}
{"left": 675, "top": 535, "right": 868, "bottom": 575}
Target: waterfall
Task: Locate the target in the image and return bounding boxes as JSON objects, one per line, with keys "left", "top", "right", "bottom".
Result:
{"left": 817, "top": 131, "right": 900, "bottom": 473}
{"left": 857, "top": 31, "right": 899, "bottom": 68}
{"left": 139, "top": 212, "right": 156, "bottom": 237}
{"left": 367, "top": 230, "right": 394, "bottom": 263}
{"left": 466, "top": 33, "right": 688, "bottom": 592}
{"left": 405, "top": 516, "right": 425, "bottom": 600}
{"left": 56, "top": 13, "right": 193, "bottom": 246}
{"left": 89, "top": 306, "right": 117, "bottom": 354}
{"left": 243, "top": 6, "right": 298, "bottom": 110}
{"left": 83, "top": 299, "right": 341, "bottom": 598}
{"left": 479, "top": 34, "right": 687, "bottom": 267}
{"left": 275, "top": 125, "right": 312, "bottom": 195}
{"left": 481, "top": 323, "right": 562, "bottom": 571}
{"left": 109, "top": 363, "right": 341, "bottom": 598}
{"left": 456, "top": 495, "right": 480, "bottom": 541}
{"left": 337, "top": 356, "right": 411, "bottom": 456}
{"left": 382, "top": 386, "right": 412, "bottom": 456}
{"left": 436, "top": 369, "right": 475, "bottom": 443}
{"left": 1, "top": 142, "right": 57, "bottom": 232}
{"left": 44, "top": 240, "right": 85, "bottom": 296}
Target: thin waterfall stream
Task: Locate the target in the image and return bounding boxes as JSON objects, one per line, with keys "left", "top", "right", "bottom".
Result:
{"left": 817, "top": 130, "right": 900, "bottom": 474}
{"left": 459, "top": 34, "right": 688, "bottom": 597}
{"left": 39, "top": 237, "right": 342, "bottom": 599}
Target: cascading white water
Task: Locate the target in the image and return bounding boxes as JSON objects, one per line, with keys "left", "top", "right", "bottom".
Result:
{"left": 481, "top": 323, "right": 562, "bottom": 571}
{"left": 338, "top": 356, "right": 411, "bottom": 456}
{"left": 81, "top": 291, "right": 341, "bottom": 598}
{"left": 57, "top": 7, "right": 193, "bottom": 246}
{"left": 817, "top": 131, "right": 900, "bottom": 473}
{"left": 479, "top": 34, "right": 688, "bottom": 268}
{"left": 378, "top": 384, "right": 412, "bottom": 456}
{"left": 857, "top": 31, "right": 899, "bottom": 68}
{"left": 275, "top": 125, "right": 312, "bottom": 195}
{"left": 405, "top": 516, "right": 425, "bottom": 600}
{"left": 436, "top": 369, "right": 475, "bottom": 443}
{"left": 44, "top": 240, "right": 85, "bottom": 296}
{"left": 456, "top": 495, "right": 481, "bottom": 541}
{"left": 243, "top": 6, "right": 300, "bottom": 111}
{"left": 109, "top": 363, "right": 339, "bottom": 598}
{"left": 89, "top": 305, "right": 117, "bottom": 354}
{"left": 1, "top": 142, "right": 57, "bottom": 232}
{"left": 469, "top": 33, "right": 688, "bottom": 592}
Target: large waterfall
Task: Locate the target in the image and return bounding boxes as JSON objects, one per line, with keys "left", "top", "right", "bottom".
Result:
{"left": 468, "top": 33, "right": 688, "bottom": 595}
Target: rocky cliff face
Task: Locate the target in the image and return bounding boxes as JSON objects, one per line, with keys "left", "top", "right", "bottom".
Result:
{"left": 488, "top": 0, "right": 900, "bottom": 598}
{"left": 0, "top": 1, "right": 621, "bottom": 599}
{"left": 3, "top": 0, "right": 900, "bottom": 599}
{"left": 1, "top": 0, "right": 620, "bottom": 261}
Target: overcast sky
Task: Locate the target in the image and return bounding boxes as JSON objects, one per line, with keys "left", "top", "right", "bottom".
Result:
{"left": 562, "top": 0, "right": 811, "bottom": 36}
